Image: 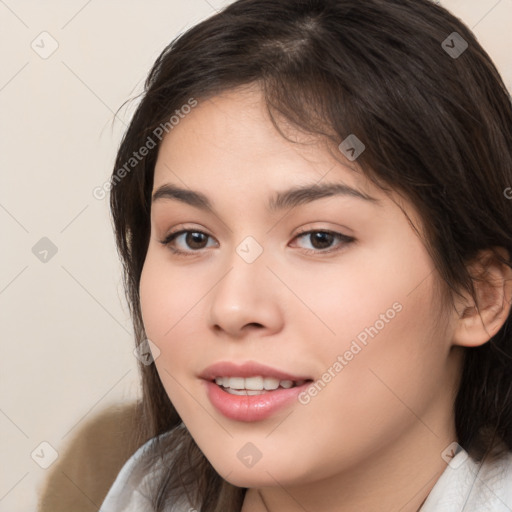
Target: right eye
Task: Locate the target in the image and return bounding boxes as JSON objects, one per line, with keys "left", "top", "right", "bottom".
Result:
{"left": 159, "top": 228, "right": 218, "bottom": 256}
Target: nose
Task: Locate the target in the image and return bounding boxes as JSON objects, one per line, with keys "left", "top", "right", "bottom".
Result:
{"left": 208, "top": 245, "right": 284, "bottom": 339}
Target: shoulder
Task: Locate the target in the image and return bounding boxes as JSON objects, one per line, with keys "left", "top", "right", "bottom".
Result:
{"left": 99, "top": 433, "right": 162, "bottom": 512}
{"left": 99, "top": 427, "right": 192, "bottom": 512}
{"left": 421, "top": 449, "right": 512, "bottom": 512}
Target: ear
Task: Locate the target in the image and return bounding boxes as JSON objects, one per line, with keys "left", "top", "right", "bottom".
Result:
{"left": 452, "top": 247, "right": 512, "bottom": 348}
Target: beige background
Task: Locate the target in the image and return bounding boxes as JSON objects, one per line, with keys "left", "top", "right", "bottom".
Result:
{"left": 1, "top": 0, "right": 511, "bottom": 510}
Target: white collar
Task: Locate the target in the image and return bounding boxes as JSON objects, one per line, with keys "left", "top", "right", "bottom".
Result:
{"left": 420, "top": 450, "right": 512, "bottom": 512}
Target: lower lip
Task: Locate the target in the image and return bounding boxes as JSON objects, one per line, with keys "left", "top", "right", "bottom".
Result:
{"left": 203, "top": 380, "right": 311, "bottom": 422}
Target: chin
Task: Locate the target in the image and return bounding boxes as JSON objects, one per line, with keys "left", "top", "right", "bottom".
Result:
{"left": 220, "top": 470, "right": 280, "bottom": 488}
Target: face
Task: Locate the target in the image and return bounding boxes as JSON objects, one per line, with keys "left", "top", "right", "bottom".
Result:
{"left": 139, "top": 85, "right": 462, "bottom": 489}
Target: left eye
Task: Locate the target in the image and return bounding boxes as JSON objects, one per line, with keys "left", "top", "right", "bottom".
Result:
{"left": 161, "top": 230, "right": 216, "bottom": 253}
{"left": 293, "top": 230, "right": 354, "bottom": 253}
{"left": 159, "top": 229, "right": 355, "bottom": 256}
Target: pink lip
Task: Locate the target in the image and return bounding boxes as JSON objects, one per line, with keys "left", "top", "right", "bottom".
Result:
{"left": 202, "top": 380, "right": 312, "bottom": 422}
{"left": 199, "top": 360, "right": 311, "bottom": 381}
{"left": 199, "top": 361, "right": 313, "bottom": 422}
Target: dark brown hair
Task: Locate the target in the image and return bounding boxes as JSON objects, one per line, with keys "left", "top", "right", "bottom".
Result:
{"left": 109, "top": 0, "right": 512, "bottom": 510}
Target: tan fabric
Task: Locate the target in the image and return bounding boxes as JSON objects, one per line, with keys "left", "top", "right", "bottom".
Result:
{"left": 38, "top": 402, "right": 148, "bottom": 512}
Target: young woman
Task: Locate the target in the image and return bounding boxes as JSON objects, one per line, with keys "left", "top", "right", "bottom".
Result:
{"left": 99, "top": 0, "right": 512, "bottom": 510}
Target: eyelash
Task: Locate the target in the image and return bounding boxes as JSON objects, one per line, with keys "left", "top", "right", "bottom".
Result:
{"left": 159, "top": 226, "right": 355, "bottom": 257}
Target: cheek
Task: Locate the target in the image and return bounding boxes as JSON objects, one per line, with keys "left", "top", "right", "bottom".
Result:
{"left": 288, "top": 239, "right": 431, "bottom": 350}
{"left": 139, "top": 252, "right": 206, "bottom": 415}
{"left": 139, "top": 248, "right": 215, "bottom": 377}
{"left": 316, "top": 287, "right": 447, "bottom": 441}
{"left": 291, "top": 237, "right": 448, "bottom": 419}
{"left": 140, "top": 249, "right": 199, "bottom": 338}
{"left": 139, "top": 255, "right": 172, "bottom": 341}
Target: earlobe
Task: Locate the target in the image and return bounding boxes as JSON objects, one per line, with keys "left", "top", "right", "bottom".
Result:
{"left": 452, "top": 247, "right": 512, "bottom": 348}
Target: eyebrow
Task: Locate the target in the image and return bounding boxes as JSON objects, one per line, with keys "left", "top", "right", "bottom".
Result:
{"left": 151, "top": 182, "right": 381, "bottom": 212}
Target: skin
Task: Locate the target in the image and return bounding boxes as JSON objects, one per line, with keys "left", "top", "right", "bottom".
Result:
{"left": 138, "top": 84, "right": 512, "bottom": 512}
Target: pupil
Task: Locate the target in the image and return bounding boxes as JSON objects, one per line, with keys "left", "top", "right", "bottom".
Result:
{"left": 311, "top": 232, "right": 333, "bottom": 249}
{"left": 187, "top": 232, "right": 206, "bottom": 249}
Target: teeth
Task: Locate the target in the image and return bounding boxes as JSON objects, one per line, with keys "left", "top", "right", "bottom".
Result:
{"left": 227, "top": 377, "right": 244, "bottom": 389}
{"left": 244, "top": 376, "right": 264, "bottom": 390}
{"left": 263, "top": 377, "right": 280, "bottom": 390}
{"left": 214, "top": 376, "right": 303, "bottom": 390}
{"left": 224, "top": 388, "right": 264, "bottom": 396}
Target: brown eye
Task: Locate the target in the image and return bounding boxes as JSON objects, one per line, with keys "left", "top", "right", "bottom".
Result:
{"left": 309, "top": 232, "right": 335, "bottom": 250}
{"left": 293, "top": 230, "right": 355, "bottom": 255}
{"left": 160, "top": 229, "right": 217, "bottom": 256}
{"left": 184, "top": 232, "right": 209, "bottom": 249}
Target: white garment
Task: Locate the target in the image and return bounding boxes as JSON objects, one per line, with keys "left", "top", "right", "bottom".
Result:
{"left": 99, "top": 430, "right": 191, "bottom": 512}
{"left": 100, "top": 435, "right": 512, "bottom": 512}
{"left": 420, "top": 449, "right": 512, "bottom": 512}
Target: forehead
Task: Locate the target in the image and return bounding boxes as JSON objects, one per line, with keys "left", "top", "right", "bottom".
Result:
{"left": 153, "top": 86, "right": 376, "bottom": 196}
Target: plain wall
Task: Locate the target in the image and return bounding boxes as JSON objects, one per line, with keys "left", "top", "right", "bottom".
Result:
{"left": 1, "top": 0, "right": 511, "bottom": 510}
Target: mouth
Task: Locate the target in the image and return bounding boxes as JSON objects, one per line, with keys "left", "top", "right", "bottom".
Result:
{"left": 199, "top": 361, "right": 314, "bottom": 421}
{"left": 211, "top": 376, "right": 311, "bottom": 395}
{"left": 199, "top": 360, "right": 313, "bottom": 383}
{"left": 203, "top": 377, "right": 313, "bottom": 422}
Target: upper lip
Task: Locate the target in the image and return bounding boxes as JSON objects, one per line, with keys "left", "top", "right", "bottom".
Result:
{"left": 199, "top": 361, "right": 313, "bottom": 382}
